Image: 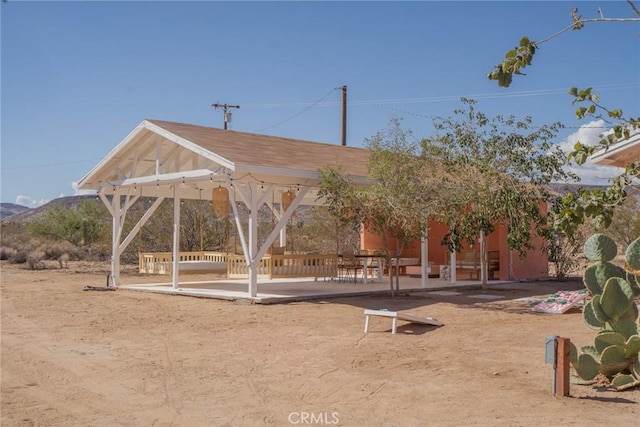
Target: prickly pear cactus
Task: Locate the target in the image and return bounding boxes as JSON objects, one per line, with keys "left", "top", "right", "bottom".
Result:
{"left": 570, "top": 234, "right": 640, "bottom": 391}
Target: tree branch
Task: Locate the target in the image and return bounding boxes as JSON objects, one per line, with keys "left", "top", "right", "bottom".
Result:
{"left": 537, "top": 16, "right": 640, "bottom": 46}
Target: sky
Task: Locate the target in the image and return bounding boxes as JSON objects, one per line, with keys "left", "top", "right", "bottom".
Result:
{"left": 1, "top": 0, "right": 639, "bottom": 208}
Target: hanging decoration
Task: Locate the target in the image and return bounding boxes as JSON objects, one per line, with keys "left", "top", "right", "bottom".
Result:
{"left": 212, "top": 186, "right": 229, "bottom": 217}
{"left": 281, "top": 189, "right": 296, "bottom": 216}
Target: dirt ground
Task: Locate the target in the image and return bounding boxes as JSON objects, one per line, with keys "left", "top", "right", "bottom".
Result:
{"left": 1, "top": 261, "right": 639, "bottom": 426}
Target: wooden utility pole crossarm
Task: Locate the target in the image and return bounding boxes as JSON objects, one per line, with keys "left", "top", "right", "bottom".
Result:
{"left": 212, "top": 103, "right": 240, "bottom": 130}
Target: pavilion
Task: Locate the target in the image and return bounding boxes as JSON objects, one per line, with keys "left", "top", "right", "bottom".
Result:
{"left": 77, "top": 119, "right": 373, "bottom": 297}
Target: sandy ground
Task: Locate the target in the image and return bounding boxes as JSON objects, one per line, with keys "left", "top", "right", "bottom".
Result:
{"left": 1, "top": 261, "right": 639, "bottom": 426}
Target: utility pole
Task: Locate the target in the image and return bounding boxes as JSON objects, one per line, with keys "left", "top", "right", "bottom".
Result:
{"left": 341, "top": 85, "right": 347, "bottom": 146}
{"left": 212, "top": 103, "right": 240, "bottom": 130}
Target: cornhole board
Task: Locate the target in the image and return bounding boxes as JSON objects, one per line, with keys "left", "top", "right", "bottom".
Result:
{"left": 531, "top": 290, "right": 588, "bottom": 314}
{"left": 364, "top": 309, "right": 443, "bottom": 334}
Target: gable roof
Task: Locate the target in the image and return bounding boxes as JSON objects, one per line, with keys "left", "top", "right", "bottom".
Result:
{"left": 77, "top": 119, "right": 371, "bottom": 203}
{"left": 146, "top": 119, "right": 369, "bottom": 175}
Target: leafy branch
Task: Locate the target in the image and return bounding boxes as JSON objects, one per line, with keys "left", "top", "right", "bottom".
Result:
{"left": 487, "top": 3, "right": 640, "bottom": 87}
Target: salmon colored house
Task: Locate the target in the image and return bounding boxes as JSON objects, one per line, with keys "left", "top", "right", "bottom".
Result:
{"left": 361, "top": 218, "right": 549, "bottom": 282}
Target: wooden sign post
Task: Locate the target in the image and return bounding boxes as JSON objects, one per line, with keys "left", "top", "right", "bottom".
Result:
{"left": 555, "top": 337, "right": 571, "bottom": 397}
{"left": 545, "top": 335, "right": 570, "bottom": 397}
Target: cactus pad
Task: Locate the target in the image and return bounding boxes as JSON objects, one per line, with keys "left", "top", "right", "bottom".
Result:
{"left": 626, "top": 335, "right": 640, "bottom": 359}
{"left": 626, "top": 272, "right": 640, "bottom": 296}
{"left": 575, "top": 353, "right": 600, "bottom": 380}
{"left": 600, "top": 277, "right": 634, "bottom": 320}
{"left": 611, "top": 374, "right": 640, "bottom": 391}
{"left": 583, "top": 262, "right": 625, "bottom": 296}
{"left": 600, "top": 345, "right": 630, "bottom": 377}
{"left": 610, "top": 318, "right": 639, "bottom": 340}
{"left": 626, "top": 236, "right": 640, "bottom": 270}
{"left": 594, "top": 331, "right": 626, "bottom": 353}
{"left": 632, "top": 356, "right": 640, "bottom": 379}
{"left": 583, "top": 299, "right": 606, "bottom": 329}
{"left": 569, "top": 342, "right": 579, "bottom": 366}
{"left": 584, "top": 233, "right": 617, "bottom": 261}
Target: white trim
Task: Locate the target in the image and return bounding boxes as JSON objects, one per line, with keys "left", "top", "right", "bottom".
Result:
{"left": 143, "top": 120, "right": 236, "bottom": 171}
{"left": 78, "top": 121, "right": 148, "bottom": 188}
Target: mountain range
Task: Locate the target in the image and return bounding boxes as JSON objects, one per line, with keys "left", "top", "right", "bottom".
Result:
{"left": 0, "top": 195, "right": 98, "bottom": 223}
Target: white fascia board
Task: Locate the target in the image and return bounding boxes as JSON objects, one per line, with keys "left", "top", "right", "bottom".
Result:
{"left": 77, "top": 121, "right": 149, "bottom": 189}
{"left": 143, "top": 120, "right": 236, "bottom": 171}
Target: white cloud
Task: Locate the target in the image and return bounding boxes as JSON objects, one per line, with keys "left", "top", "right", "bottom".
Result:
{"left": 15, "top": 195, "right": 49, "bottom": 208}
{"left": 558, "top": 119, "right": 623, "bottom": 185}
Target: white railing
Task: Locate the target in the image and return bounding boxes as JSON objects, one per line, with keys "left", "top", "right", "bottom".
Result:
{"left": 138, "top": 251, "right": 228, "bottom": 275}
{"left": 140, "top": 251, "right": 338, "bottom": 280}
{"left": 270, "top": 254, "right": 338, "bottom": 279}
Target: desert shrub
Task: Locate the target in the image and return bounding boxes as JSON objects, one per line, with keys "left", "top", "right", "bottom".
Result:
{"left": 39, "top": 240, "right": 79, "bottom": 268}
{"left": 58, "top": 253, "right": 70, "bottom": 268}
{"left": 8, "top": 250, "right": 28, "bottom": 264}
{"left": 548, "top": 236, "right": 582, "bottom": 279}
{"left": 42, "top": 240, "right": 78, "bottom": 261}
{"left": 0, "top": 247, "right": 17, "bottom": 260}
{"left": 26, "top": 250, "right": 45, "bottom": 270}
{"left": 82, "top": 242, "right": 111, "bottom": 262}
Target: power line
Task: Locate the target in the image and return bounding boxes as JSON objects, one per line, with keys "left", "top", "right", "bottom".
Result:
{"left": 251, "top": 87, "right": 338, "bottom": 133}
{"left": 240, "top": 82, "right": 639, "bottom": 108}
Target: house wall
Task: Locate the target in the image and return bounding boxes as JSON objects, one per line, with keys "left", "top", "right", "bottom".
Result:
{"left": 360, "top": 218, "right": 549, "bottom": 281}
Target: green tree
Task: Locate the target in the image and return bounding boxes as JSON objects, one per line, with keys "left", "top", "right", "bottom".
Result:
{"left": 319, "top": 118, "right": 449, "bottom": 296}
{"left": 422, "top": 99, "right": 575, "bottom": 287}
{"left": 27, "top": 201, "right": 108, "bottom": 246}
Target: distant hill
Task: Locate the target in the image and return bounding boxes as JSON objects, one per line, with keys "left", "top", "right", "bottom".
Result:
{"left": 0, "top": 203, "right": 30, "bottom": 219}
{"left": 0, "top": 195, "right": 99, "bottom": 224}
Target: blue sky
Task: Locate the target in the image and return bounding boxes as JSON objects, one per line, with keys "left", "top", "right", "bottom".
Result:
{"left": 2, "top": 0, "right": 639, "bottom": 207}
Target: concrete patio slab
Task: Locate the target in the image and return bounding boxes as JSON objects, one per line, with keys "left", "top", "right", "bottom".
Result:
{"left": 118, "top": 274, "right": 510, "bottom": 304}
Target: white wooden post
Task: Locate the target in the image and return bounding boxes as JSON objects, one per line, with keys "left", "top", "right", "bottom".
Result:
{"left": 248, "top": 183, "right": 259, "bottom": 297}
{"left": 279, "top": 200, "right": 287, "bottom": 248}
{"left": 111, "top": 189, "right": 121, "bottom": 287}
{"left": 171, "top": 185, "right": 181, "bottom": 289}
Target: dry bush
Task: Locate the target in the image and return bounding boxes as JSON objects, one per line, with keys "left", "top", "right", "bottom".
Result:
{"left": 8, "top": 250, "right": 27, "bottom": 264}
{"left": 58, "top": 253, "right": 70, "bottom": 269}
{"left": 0, "top": 247, "right": 17, "bottom": 260}
{"left": 42, "top": 241, "right": 78, "bottom": 262}
{"left": 26, "top": 250, "right": 45, "bottom": 270}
